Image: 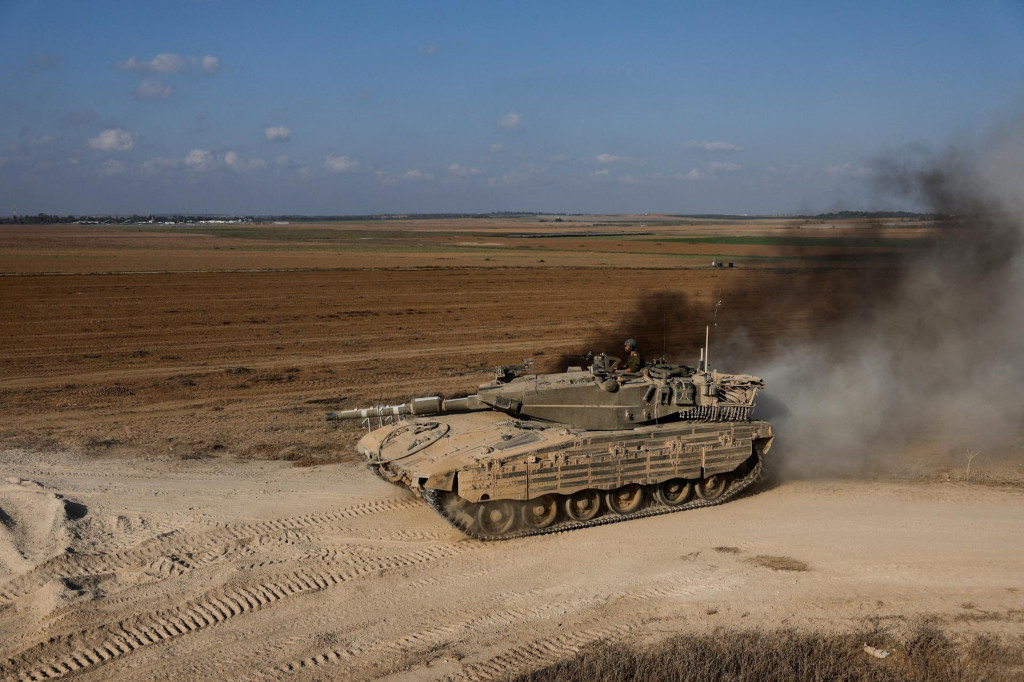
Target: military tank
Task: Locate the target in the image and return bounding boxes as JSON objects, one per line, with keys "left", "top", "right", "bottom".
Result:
{"left": 327, "top": 344, "right": 773, "bottom": 540}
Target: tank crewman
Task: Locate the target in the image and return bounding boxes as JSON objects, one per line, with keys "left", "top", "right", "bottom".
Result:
{"left": 623, "top": 338, "right": 644, "bottom": 372}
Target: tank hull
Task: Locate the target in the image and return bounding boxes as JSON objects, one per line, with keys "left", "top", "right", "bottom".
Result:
{"left": 358, "top": 412, "right": 773, "bottom": 539}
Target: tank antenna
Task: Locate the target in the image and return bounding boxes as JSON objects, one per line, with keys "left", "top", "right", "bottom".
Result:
{"left": 705, "top": 324, "right": 710, "bottom": 372}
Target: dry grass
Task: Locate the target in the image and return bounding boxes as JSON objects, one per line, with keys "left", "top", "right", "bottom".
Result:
{"left": 512, "top": 625, "right": 1024, "bottom": 682}
{"left": 746, "top": 555, "right": 810, "bottom": 571}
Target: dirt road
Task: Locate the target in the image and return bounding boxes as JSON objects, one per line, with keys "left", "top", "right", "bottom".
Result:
{"left": 2, "top": 449, "right": 1021, "bottom": 681}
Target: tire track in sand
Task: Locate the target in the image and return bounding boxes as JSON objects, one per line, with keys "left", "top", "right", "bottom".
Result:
{"left": 3, "top": 544, "right": 475, "bottom": 681}
{"left": 0, "top": 497, "right": 419, "bottom": 603}
{"left": 247, "top": 595, "right": 578, "bottom": 680}
{"left": 443, "top": 624, "right": 635, "bottom": 682}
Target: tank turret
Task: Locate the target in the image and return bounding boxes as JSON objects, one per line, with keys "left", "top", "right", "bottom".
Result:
{"left": 326, "top": 347, "right": 773, "bottom": 540}
{"left": 328, "top": 354, "right": 764, "bottom": 431}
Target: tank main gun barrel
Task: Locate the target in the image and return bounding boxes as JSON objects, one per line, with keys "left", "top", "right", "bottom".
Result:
{"left": 326, "top": 395, "right": 485, "bottom": 421}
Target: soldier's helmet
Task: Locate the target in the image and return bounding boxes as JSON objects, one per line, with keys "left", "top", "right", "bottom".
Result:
{"left": 624, "top": 338, "right": 638, "bottom": 351}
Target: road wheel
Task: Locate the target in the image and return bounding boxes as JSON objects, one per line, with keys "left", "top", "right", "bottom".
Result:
{"left": 520, "top": 495, "right": 559, "bottom": 530}
{"left": 476, "top": 500, "right": 518, "bottom": 536}
{"left": 563, "top": 490, "right": 602, "bottom": 521}
{"left": 604, "top": 484, "right": 644, "bottom": 515}
{"left": 655, "top": 478, "right": 693, "bottom": 506}
{"left": 695, "top": 473, "right": 729, "bottom": 501}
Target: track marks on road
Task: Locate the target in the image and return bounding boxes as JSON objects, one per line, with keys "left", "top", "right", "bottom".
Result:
{"left": 446, "top": 624, "right": 635, "bottom": 681}
{"left": 250, "top": 597, "right": 608, "bottom": 680}
{"left": 0, "top": 497, "right": 418, "bottom": 604}
{"left": 4, "top": 544, "right": 474, "bottom": 680}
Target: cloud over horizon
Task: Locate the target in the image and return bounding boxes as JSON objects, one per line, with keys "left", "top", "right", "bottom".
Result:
{"left": 325, "top": 155, "right": 359, "bottom": 173}
{"left": 134, "top": 78, "right": 172, "bottom": 99}
{"left": 225, "top": 151, "right": 267, "bottom": 172}
{"left": 88, "top": 129, "right": 137, "bottom": 152}
{"left": 265, "top": 126, "right": 292, "bottom": 141}
{"left": 115, "top": 53, "right": 221, "bottom": 74}
{"left": 448, "top": 163, "right": 480, "bottom": 177}
{"left": 498, "top": 112, "right": 521, "bottom": 131}
{"left": 689, "top": 141, "right": 743, "bottom": 152}
{"left": 185, "top": 149, "right": 213, "bottom": 170}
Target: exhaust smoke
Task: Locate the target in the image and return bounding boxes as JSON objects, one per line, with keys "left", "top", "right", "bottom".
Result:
{"left": 761, "top": 117, "right": 1024, "bottom": 477}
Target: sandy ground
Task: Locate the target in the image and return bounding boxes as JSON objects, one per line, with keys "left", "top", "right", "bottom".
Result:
{"left": 0, "top": 449, "right": 1021, "bottom": 681}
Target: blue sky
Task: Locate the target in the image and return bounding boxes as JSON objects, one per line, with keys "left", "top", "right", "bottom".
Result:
{"left": 1, "top": 0, "right": 1022, "bottom": 215}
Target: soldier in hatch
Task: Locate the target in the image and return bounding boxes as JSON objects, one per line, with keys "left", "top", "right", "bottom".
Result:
{"left": 623, "top": 338, "right": 644, "bottom": 372}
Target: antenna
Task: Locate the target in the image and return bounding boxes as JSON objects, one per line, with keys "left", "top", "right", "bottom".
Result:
{"left": 704, "top": 324, "right": 710, "bottom": 372}
{"left": 712, "top": 290, "right": 723, "bottom": 327}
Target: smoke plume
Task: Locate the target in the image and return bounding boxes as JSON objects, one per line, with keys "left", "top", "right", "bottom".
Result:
{"left": 761, "top": 117, "right": 1024, "bottom": 477}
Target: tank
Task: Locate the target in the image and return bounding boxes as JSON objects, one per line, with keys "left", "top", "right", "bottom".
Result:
{"left": 327, "top": 351, "right": 773, "bottom": 540}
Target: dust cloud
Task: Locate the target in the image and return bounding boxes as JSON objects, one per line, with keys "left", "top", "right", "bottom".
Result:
{"left": 760, "top": 116, "right": 1024, "bottom": 477}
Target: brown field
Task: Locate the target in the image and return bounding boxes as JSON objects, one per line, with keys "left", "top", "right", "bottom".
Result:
{"left": 1, "top": 217, "right": 1021, "bottom": 680}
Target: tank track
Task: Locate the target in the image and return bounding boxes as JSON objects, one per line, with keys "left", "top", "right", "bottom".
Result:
{"left": 421, "top": 452, "right": 764, "bottom": 541}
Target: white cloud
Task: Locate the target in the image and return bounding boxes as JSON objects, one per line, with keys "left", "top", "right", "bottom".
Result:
{"left": 135, "top": 78, "right": 172, "bottom": 99}
{"left": 225, "top": 151, "right": 267, "bottom": 172}
{"left": 89, "top": 128, "right": 137, "bottom": 152}
{"left": 193, "top": 55, "right": 221, "bottom": 74}
{"left": 596, "top": 153, "right": 624, "bottom": 163}
{"left": 593, "top": 169, "right": 610, "bottom": 177}
{"left": 825, "top": 163, "right": 870, "bottom": 178}
{"left": 448, "top": 163, "right": 480, "bottom": 177}
{"left": 116, "top": 53, "right": 221, "bottom": 74}
{"left": 620, "top": 174, "right": 644, "bottom": 185}
{"left": 419, "top": 44, "right": 437, "bottom": 56}
{"left": 689, "top": 141, "right": 743, "bottom": 152}
{"left": 185, "top": 149, "right": 213, "bottom": 169}
{"left": 118, "top": 53, "right": 185, "bottom": 73}
{"left": 548, "top": 154, "right": 569, "bottom": 162}
{"left": 265, "top": 125, "right": 292, "bottom": 141}
{"left": 98, "top": 159, "right": 126, "bottom": 177}
{"left": 498, "top": 112, "right": 521, "bottom": 131}
{"left": 490, "top": 142, "right": 505, "bottom": 152}
{"left": 275, "top": 155, "right": 292, "bottom": 167}
{"left": 404, "top": 169, "right": 434, "bottom": 181}
{"left": 325, "top": 154, "right": 359, "bottom": 172}
{"left": 29, "top": 135, "right": 56, "bottom": 146}
{"left": 710, "top": 161, "right": 741, "bottom": 172}
{"left": 681, "top": 168, "right": 701, "bottom": 180}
